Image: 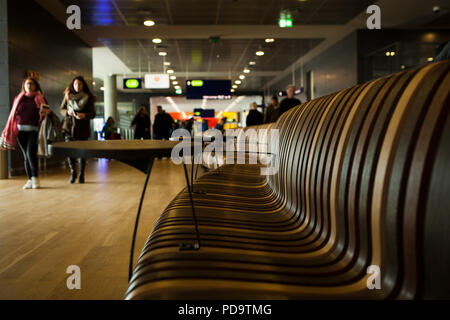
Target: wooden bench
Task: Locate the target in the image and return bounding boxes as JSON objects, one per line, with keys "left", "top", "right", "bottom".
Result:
{"left": 125, "top": 60, "right": 450, "bottom": 299}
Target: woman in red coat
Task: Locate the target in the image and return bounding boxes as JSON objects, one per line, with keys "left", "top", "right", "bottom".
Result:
{"left": 0, "top": 77, "right": 51, "bottom": 189}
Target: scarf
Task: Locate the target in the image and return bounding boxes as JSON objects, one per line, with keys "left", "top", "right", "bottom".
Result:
{"left": 0, "top": 92, "right": 46, "bottom": 150}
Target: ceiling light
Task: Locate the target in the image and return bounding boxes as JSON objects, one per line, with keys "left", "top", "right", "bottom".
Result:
{"left": 230, "top": 89, "right": 235, "bottom": 92}
{"left": 100, "top": 87, "right": 105, "bottom": 91}
{"left": 232, "top": 85, "right": 238, "bottom": 89}
{"left": 390, "top": 51, "right": 396, "bottom": 56}
{"left": 170, "top": 76, "right": 176, "bottom": 80}
{"left": 401, "top": 65, "right": 406, "bottom": 70}
{"left": 265, "top": 38, "right": 275, "bottom": 43}
{"left": 144, "top": 20, "right": 155, "bottom": 27}
{"left": 172, "top": 81, "right": 178, "bottom": 85}
{"left": 152, "top": 38, "right": 162, "bottom": 44}
{"left": 167, "top": 69, "right": 174, "bottom": 74}
{"left": 243, "top": 68, "right": 250, "bottom": 73}
{"left": 427, "top": 57, "right": 434, "bottom": 62}
{"left": 256, "top": 51, "right": 264, "bottom": 56}
{"left": 249, "top": 61, "right": 256, "bottom": 65}
{"left": 239, "top": 75, "right": 245, "bottom": 80}
{"left": 235, "top": 80, "right": 241, "bottom": 84}
{"left": 159, "top": 52, "right": 167, "bottom": 56}
{"left": 92, "top": 82, "right": 96, "bottom": 85}
{"left": 174, "top": 85, "right": 181, "bottom": 89}
{"left": 385, "top": 52, "right": 391, "bottom": 56}
{"left": 164, "top": 62, "right": 171, "bottom": 66}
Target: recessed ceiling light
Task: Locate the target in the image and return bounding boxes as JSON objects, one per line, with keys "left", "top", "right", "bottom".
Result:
{"left": 159, "top": 52, "right": 167, "bottom": 56}
{"left": 100, "top": 87, "right": 105, "bottom": 91}
{"left": 144, "top": 20, "right": 155, "bottom": 27}
{"left": 265, "top": 38, "right": 275, "bottom": 43}
{"left": 172, "top": 81, "right": 178, "bottom": 85}
{"left": 167, "top": 69, "right": 174, "bottom": 74}
{"left": 232, "top": 85, "right": 238, "bottom": 89}
{"left": 390, "top": 51, "right": 396, "bottom": 56}
{"left": 92, "top": 82, "right": 96, "bottom": 85}
{"left": 256, "top": 51, "right": 264, "bottom": 56}
{"left": 249, "top": 61, "right": 256, "bottom": 65}
{"left": 243, "top": 68, "right": 250, "bottom": 73}
{"left": 235, "top": 80, "right": 242, "bottom": 84}
{"left": 164, "top": 62, "right": 171, "bottom": 66}
{"left": 427, "top": 57, "right": 434, "bottom": 62}
{"left": 174, "top": 85, "right": 181, "bottom": 89}
{"left": 239, "top": 75, "right": 245, "bottom": 80}
{"left": 401, "top": 65, "right": 406, "bottom": 69}
{"left": 170, "top": 76, "right": 176, "bottom": 80}
{"left": 230, "top": 89, "right": 235, "bottom": 92}
{"left": 152, "top": 38, "right": 162, "bottom": 44}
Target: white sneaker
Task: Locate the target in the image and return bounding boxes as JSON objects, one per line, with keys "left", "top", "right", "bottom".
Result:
{"left": 31, "top": 177, "right": 40, "bottom": 189}
{"left": 23, "top": 180, "right": 32, "bottom": 190}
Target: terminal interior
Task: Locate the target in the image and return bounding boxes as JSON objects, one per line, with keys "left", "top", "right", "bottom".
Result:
{"left": 0, "top": 0, "right": 449, "bottom": 300}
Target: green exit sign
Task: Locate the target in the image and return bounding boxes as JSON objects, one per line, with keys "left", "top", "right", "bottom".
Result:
{"left": 279, "top": 12, "right": 293, "bottom": 28}
{"left": 190, "top": 80, "right": 204, "bottom": 87}
{"left": 175, "top": 88, "right": 183, "bottom": 95}
{"left": 123, "top": 78, "right": 142, "bottom": 89}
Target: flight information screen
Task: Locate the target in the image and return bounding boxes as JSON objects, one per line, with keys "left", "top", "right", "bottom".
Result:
{"left": 186, "top": 80, "right": 232, "bottom": 100}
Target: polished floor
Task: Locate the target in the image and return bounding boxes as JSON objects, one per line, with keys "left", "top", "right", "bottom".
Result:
{"left": 0, "top": 158, "right": 188, "bottom": 299}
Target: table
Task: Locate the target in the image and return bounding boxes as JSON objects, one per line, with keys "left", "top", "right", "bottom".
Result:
{"left": 49, "top": 140, "right": 201, "bottom": 282}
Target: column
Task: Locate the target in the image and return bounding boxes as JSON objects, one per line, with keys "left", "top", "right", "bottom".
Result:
{"left": 0, "top": 0, "right": 10, "bottom": 179}
{"left": 104, "top": 74, "right": 118, "bottom": 123}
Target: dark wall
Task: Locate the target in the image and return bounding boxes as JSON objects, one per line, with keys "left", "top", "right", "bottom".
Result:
{"left": 271, "top": 32, "right": 358, "bottom": 101}
{"left": 7, "top": 0, "right": 93, "bottom": 175}
{"left": 357, "top": 29, "right": 450, "bottom": 83}
{"left": 0, "top": 0, "right": 9, "bottom": 131}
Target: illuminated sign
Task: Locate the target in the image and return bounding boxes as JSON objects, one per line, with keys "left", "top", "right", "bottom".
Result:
{"left": 190, "top": 80, "right": 204, "bottom": 87}
{"left": 186, "top": 80, "right": 231, "bottom": 100}
{"left": 123, "top": 78, "right": 142, "bottom": 89}
{"left": 144, "top": 74, "right": 170, "bottom": 89}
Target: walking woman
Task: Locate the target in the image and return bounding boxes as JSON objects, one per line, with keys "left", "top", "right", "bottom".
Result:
{"left": 0, "top": 77, "right": 51, "bottom": 189}
{"left": 60, "top": 76, "right": 96, "bottom": 184}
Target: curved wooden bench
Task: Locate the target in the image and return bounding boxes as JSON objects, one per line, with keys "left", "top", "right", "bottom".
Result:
{"left": 125, "top": 61, "right": 450, "bottom": 299}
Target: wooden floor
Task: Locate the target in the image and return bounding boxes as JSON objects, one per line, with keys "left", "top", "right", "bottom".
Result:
{"left": 0, "top": 158, "right": 188, "bottom": 299}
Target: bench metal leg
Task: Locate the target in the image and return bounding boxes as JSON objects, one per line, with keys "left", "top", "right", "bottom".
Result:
{"left": 128, "top": 158, "right": 154, "bottom": 282}
{"left": 179, "top": 161, "right": 201, "bottom": 251}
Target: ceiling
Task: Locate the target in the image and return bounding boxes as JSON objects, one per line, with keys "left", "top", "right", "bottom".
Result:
{"left": 38, "top": 0, "right": 450, "bottom": 94}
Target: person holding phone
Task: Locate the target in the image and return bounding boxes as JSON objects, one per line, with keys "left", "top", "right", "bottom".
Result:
{"left": 60, "top": 76, "right": 96, "bottom": 184}
{"left": 0, "top": 77, "right": 51, "bottom": 189}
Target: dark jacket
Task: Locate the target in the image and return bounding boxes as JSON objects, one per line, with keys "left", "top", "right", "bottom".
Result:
{"left": 131, "top": 113, "right": 151, "bottom": 139}
{"left": 60, "top": 93, "right": 96, "bottom": 140}
{"left": 246, "top": 109, "right": 264, "bottom": 127}
{"left": 280, "top": 97, "right": 301, "bottom": 116}
{"left": 154, "top": 112, "right": 174, "bottom": 139}
{"left": 264, "top": 104, "right": 280, "bottom": 124}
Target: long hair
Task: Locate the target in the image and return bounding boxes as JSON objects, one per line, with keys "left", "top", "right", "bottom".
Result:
{"left": 64, "top": 76, "right": 96, "bottom": 104}
{"left": 21, "top": 77, "right": 42, "bottom": 94}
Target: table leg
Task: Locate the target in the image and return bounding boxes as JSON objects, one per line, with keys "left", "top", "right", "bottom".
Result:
{"left": 128, "top": 158, "right": 154, "bottom": 282}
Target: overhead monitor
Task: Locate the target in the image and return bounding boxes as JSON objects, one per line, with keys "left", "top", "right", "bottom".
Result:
{"left": 123, "top": 78, "right": 142, "bottom": 89}
{"left": 186, "top": 80, "right": 231, "bottom": 99}
{"left": 144, "top": 74, "right": 170, "bottom": 89}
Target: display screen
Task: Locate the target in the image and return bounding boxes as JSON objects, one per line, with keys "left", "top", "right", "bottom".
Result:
{"left": 144, "top": 74, "right": 170, "bottom": 89}
{"left": 186, "top": 80, "right": 231, "bottom": 99}
{"left": 123, "top": 78, "right": 142, "bottom": 89}
{"left": 193, "top": 108, "right": 215, "bottom": 118}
